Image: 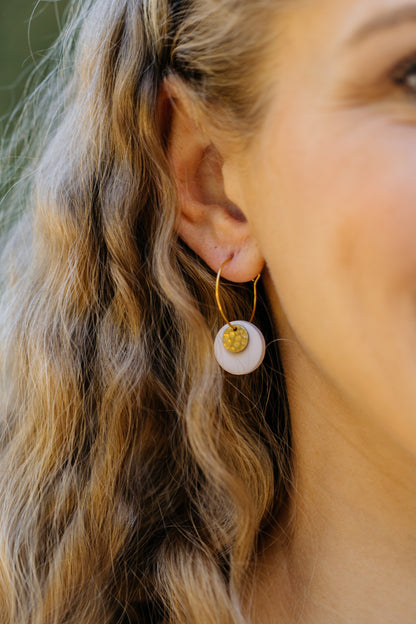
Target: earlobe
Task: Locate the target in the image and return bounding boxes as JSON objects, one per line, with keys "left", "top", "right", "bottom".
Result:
{"left": 161, "top": 76, "right": 264, "bottom": 283}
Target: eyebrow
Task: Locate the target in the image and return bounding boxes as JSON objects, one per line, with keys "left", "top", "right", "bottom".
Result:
{"left": 347, "top": 4, "right": 416, "bottom": 46}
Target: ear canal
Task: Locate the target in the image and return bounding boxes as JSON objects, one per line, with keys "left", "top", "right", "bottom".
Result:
{"left": 224, "top": 201, "right": 247, "bottom": 223}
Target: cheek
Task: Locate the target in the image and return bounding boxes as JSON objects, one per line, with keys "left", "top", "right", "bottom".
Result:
{"left": 249, "top": 113, "right": 416, "bottom": 311}
{"left": 329, "top": 135, "right": 416, "bottom": 299}
{"left": 333, "top": 179, "right": 416, "bottom": 312}
{"left": 244, "top": 111, "right": 416, "bottom": 431}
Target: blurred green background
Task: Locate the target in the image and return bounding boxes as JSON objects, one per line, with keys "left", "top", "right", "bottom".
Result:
{"left": 0, "top": 0, "right": 69, "bottom": 126}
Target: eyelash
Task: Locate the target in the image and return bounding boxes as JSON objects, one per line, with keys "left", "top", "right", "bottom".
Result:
{"left": 393, "top": 55, "right": 416, "bottom": 93}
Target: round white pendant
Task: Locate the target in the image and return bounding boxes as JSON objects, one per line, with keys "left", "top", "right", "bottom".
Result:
{"left": 214, "top": 320, "right": 266, "bottom": 375}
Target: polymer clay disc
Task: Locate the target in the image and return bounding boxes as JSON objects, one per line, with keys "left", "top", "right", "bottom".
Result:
{"left": 214, "top": 320, "right": 266, "bottom": 375}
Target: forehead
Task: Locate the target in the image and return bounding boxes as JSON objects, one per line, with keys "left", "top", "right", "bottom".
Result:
{"left": 258, "top": 0, "right": 416, "bottom": 97}
{"left": 277, "top": 0, "right": 416, "bottom": 45}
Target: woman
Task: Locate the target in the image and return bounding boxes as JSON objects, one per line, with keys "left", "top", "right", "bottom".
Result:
{"left": 1, "top": 0, "right": 416, "bottom": 621}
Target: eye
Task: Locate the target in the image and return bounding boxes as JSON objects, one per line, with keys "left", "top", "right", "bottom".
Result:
{"left": 393, "top": 55, "right": 416, "bottom": 93}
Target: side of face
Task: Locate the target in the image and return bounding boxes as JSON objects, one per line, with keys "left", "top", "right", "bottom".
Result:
{"left": 226, "top": 0, "right": 416, "bottom": 451}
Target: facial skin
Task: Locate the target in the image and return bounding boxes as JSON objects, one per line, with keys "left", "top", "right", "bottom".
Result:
{"left": 232, "top": 0, "right": 416, "bottom": 451}
{"left": 166, "top": 0, "right": 416, "bottom": 621}
{"left": 226, "top": 1, "right": 416, "bottom": 621}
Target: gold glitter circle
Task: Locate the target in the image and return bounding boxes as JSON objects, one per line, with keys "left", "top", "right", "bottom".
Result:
{"left": 222, "top": 325, "right": 249, "bottom": 353}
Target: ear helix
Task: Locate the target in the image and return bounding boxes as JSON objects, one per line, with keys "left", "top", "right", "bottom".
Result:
{"left": 213, "top": 258, "right": 266, "bottom": 375}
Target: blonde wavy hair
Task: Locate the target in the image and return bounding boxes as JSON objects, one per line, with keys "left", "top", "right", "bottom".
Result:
{"left": 0, "top": 1, "right": 292, "bottom": 622}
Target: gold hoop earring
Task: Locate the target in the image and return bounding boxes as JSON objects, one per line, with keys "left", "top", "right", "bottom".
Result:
{"left": 214, "top": 258, "right": 266, "bottom": 375}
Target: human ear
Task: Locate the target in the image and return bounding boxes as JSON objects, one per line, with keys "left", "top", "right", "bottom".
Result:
{"left": 161, "top": 76, "right": 264, "bottom": 283}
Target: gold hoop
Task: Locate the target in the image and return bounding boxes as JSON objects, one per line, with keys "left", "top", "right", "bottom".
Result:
{"left": 215, "top": 257, "right": 261, "bottom": 330}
